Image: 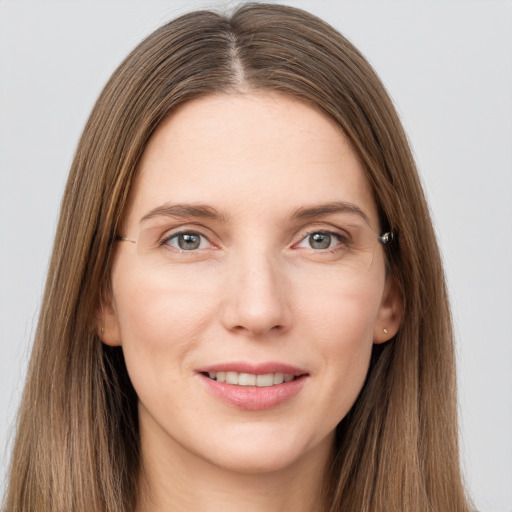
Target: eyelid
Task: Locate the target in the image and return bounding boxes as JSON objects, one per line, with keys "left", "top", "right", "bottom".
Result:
{"left": 157, "top": 224, "right": 220, "bottom": 250}
{"left": 292, "top": 229, "right": 346, "bottom": 250}
{"left": 146, "top": 220, "right": 358, "bottom": 252}
{"left": 291, "top": 221, "right": 352, "bottom": 242}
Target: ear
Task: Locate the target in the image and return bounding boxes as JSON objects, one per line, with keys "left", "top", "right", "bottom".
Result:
{"left": 96, "top": 288, "right": 122, "bottom": 347}
{"left": 373, "top": 274, "right": 403, "bottom": 344}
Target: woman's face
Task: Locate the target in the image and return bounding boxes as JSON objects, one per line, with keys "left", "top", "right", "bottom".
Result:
{"left": 103, "top": 93, "right": 401, "bottom": 475}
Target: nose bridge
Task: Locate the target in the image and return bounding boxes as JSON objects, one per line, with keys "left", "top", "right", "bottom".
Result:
{"left": 221, "top": 245, "right": 291, "bottom": 336}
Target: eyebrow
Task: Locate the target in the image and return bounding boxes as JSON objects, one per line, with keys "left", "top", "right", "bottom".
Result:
{"left": 140, "top": 201, "right": 369, "bottom": 225}
{"left": 290, "top": 201, "right": 370, "bottom": 224}
{"left": 140, "top": 203, "right": 228, "bottom": 223}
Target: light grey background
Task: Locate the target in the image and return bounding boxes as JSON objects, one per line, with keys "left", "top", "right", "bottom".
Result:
{"left": 1, "top": 1, "right": 511, "bottom": 510}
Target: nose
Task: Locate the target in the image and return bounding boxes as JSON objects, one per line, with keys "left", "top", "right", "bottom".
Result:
{"left": 220, "top": 251, "right": 292, "bottom": 337}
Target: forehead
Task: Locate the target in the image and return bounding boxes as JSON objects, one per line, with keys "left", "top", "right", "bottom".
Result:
{"left": 125, "top": 93, "right": 379, "bottom": 229}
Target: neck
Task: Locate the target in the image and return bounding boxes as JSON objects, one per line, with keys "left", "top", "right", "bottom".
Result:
{"left": 135, "top": 420, "right": 333, "bottom": 512}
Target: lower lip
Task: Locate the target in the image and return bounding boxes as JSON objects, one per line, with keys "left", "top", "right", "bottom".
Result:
{"left": 198, "top": 373, "right": 307, "bottom": 411}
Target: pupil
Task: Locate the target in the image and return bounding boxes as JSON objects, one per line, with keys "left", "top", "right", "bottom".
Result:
{"left": 310, "top": 233, "right": 331, "bottom": 249}
{"left": 178, "top": 233, "right": 200, "bottom": 250}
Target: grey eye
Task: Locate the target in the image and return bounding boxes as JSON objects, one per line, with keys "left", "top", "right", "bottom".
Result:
{"left": 165, "top": 232, "right": 206, "bottom": 251}
{"left": 177, "top": 233, "right": 201, "bottom": 250}
{"left": 308, "top": 232, "right": 332, "bottom": 249}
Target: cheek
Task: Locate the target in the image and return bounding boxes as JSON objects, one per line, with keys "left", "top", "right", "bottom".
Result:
{"left": 309, "top": 297, "right": 377, "bottom": 381}
{"left": 117, "top": 283, "right": 197, "bottom": 348}
{"left": 110, "top": 263, "right": 219, "bottom": 391}
{"left": 297, "top": 270, "right": 383, "bottom": 345}
{"left": 295, "top": 278, "right": 383, "bottom": 419}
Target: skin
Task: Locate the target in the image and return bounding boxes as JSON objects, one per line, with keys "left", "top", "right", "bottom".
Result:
{"left": 101, "top": 93, "right": 402, "bottom": 512}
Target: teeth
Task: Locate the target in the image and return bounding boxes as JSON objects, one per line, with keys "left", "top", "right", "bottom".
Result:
{"left": 238, "top": 373, "right": 256, "bottom": 386}
{"left": 206, "top": 371, "right": 296, "bottom": 386}
{"left": 256, "top": 374, "right": 274, "bottom": 387}
{"left": 225, "top": 372, "right": 238, "bottom": 385}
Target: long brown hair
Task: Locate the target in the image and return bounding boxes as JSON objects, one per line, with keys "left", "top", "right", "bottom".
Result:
{"left": 4, "top": 4, "right": 473, "bottom": 511}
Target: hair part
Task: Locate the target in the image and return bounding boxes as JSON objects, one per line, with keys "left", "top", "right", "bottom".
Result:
{"left": 5, "top": 4, "right": 473, "bottom": 511}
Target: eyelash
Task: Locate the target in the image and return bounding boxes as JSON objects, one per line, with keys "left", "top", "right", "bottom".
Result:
{"left": 159, "top": 230, "right": 213, "bottom": 252}
{"left": 158, "top": 227, "right": 350, "bottom": 253}
{"left": 294, "top": 229, "right": 349, "bottom": 253}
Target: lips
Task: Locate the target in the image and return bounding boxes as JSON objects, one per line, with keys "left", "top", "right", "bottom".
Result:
{"left": 207, "top": 371, "right": 295, "bottom": 386}
{"left": 196, "top": 362, "right": 309, "bottom": 410}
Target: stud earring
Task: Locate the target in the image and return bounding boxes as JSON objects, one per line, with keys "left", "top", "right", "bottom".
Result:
{"left": 383, "top": 328, "right": 388, "bottom": 334}
{"left": 101, "top": 327, "right": 105, "bottom": 334}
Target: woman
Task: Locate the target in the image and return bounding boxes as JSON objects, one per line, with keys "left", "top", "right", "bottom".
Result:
{"left": 4, "top": 3, "right": 474, "bottom": 511}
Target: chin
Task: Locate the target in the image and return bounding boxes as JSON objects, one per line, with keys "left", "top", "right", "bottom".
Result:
{"left": 190, "top": 426, "right": 335, "bottom": 476}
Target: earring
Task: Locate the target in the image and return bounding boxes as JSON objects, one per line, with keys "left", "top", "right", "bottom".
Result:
{"left": 101, "top": 327, "right": 105, "bottom": 334}
{"left": 383, "top": 328, "right": 388, "bottom": 334}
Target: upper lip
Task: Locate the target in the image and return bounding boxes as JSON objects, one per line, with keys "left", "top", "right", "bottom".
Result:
{"left": 196, "top": 361, "right": 308, "bottom": 376}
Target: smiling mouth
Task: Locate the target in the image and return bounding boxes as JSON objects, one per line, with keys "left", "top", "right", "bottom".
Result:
{"left": 203, "top": 371, "right": 298, "bottom": 387}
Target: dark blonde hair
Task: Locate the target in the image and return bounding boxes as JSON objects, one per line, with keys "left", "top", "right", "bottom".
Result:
{"left": 5, "top": 4, "right": 473, "bottom": 511}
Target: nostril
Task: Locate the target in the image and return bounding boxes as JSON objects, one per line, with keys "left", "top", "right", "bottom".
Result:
{"left": 231, "top": 323, "right": 286, "bottom": 335}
